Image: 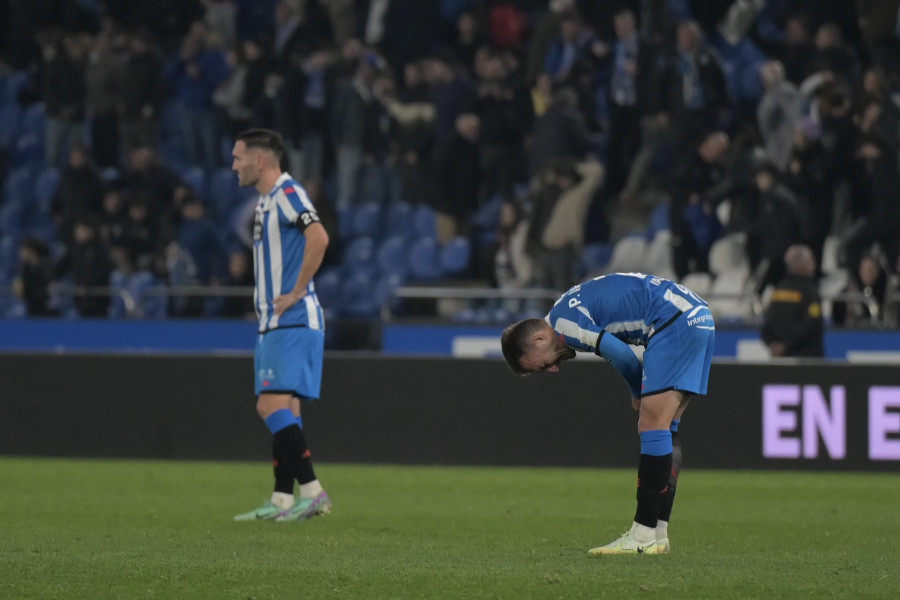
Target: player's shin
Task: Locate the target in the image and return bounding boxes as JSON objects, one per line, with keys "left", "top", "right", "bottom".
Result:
{"left": 634, "top": 429, "right": 673, "bottom": 538}
{"left": 655, "top": 420, "right": 681, "bottom": 548}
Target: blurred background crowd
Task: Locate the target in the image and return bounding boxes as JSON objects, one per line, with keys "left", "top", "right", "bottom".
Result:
{"left": 0, "top": 0, "right": 898, "bottom": 333}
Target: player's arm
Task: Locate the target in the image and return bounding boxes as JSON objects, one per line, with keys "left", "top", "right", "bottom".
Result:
{"left": 274, "top": 213, "right": 329, "bottom": 316}
{"left": 597, "top": 331, "right": 643, "bottom": 400}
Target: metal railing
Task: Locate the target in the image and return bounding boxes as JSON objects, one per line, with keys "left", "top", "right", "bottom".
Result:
{"left": 0, "top": 283, "right": 896, "bottom": 327}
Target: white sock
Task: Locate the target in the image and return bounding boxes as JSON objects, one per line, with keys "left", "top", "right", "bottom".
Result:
{"left": 656, "top": 520, "right": 669, "bottom": 540}
{"left": 299, "top": 480, "right": 324, "bottom": 498}
{"left": 270, "top": 491, "right": 294, "bottom": 509}
{"left": 630, "top": 522, "right": 657, "bottom": 544}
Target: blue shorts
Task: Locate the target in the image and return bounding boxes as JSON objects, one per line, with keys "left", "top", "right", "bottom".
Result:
{"left": 641, "top": 306, "right": 715, "bottom": 397}
{"left": 254, "top": 327, "right": 324, "bottom": 399}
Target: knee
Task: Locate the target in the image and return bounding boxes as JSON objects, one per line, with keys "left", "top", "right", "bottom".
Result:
{"left": 255, "top": 394, "right": 291, "bottom": 420}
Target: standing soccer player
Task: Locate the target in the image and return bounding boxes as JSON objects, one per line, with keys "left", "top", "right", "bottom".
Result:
{"left": 231, "top": 129, "right": 332, "bottom": 522}
{"left": 500, "top": 273, "right": 715, "bottom": 554}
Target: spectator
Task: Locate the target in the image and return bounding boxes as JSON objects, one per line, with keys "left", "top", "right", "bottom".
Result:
{"left": 757, "top": 61, "right": 800, "bottom": 171}
{"left": 424, "top": 53, "right": 476, "bottom": 145}
{"left": 163, "top": 20, "right": 231, "bottom": 169}
{"left": 529, "top": 87, "right": 590, "bottom": 178}
{"left": 596, "top": 9, "right": 658, "bottom": 195}
{"left": 53, "top": 145, "right": 105, "bottom": 244}
{"left": 761, "top": 244, "right": 824, "bottom": 357}
{"left": 331, "top": 50, "right": 389, "bottom": 209}
{"left": 494, "top": 200, "right": 533, "bottom": 295}
{"left": 832, "top": 253, "right": 890, "bottom": 328}
{"left": 786, "top": 118, "right": 834, "bottom": 268}
{"left": 855, "top": 0, "right": 900, "bottom": 79}
{"left": 656, "top": 20, "right": 730, "bottom": 150}
{"left": 43, "top": 34, "right": 88, "bottom": 167}
{"left": 124, "top": 146, "right": 184, "bottom": 215}
{"left": 382, "top": 59, "right": 437, "bottom": 204}
{"left": 221, "top": 249, "right": 255, "bottom": 319}
{"left": 85, "top": 34, "right": 122, "bottom": 168}
{"left": 780, "top": 16, "right": 815, "bottom": 85}
{"left": 121, "top": 194, "right": 161, "bottom": 274}
{"left": 431, "top": 113, "right": 482, "bottom": 242}
{"left": 529, "top": 159, "right": 604, "bottom": 292}
{"left": 97, "top": 187, "right": 132, "bottom": 273}
{"left": 472, "top": 47, "right": 531, "bottom": 202}
{"left": 452, "top": 12, "right": 484, "bottom": 75}
{"left": 171, "top": 196, "right": 227, "bottom": 315}
{"left": 213, "top": 43, "right": 253, "bottom": 139}
{"left": 669, "top": 131, "right": 730, "bottom": 278}
{"left": 14, "top": 237, "right": 58, "bottom": 317}
{"left": 542, "top": 11, "right": 595, "bottom": 85}
{"left": 57, "top": 217, "right": 114, "bottom": 317}
{"left": 119, "top": 30, "right": 163, "bottom": 154}
{"left": 842, "top": 127, "right": 900, "bottom": 275}
{"left": 811, "top": 23, "right": 861, "bottom": 88}
{"left": 747, "top": 162, "right": 803, "bottom": 291}
{"left": 201, "top": 0, "right": 238, "bottom": 50}
{"left": 621, "top": 20, "right": 730, "bottom": 204}
{"left": 280, "top": 49, "right": 334, "bottom": 182}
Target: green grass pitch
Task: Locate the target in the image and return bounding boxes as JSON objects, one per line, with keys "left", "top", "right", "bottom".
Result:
{"left": 1, "top": 458, "right": 897, "bottom": 599}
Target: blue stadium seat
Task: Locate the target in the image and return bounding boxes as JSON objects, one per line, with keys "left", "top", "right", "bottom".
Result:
{"left": 0, "top": 104, "right": 23, "bottom": 149}
{"left": 439, "top": 236, "right": 472, "bottom": 275}
{"left": 384, "top": 202, "right": 414, "bottom": 238}
{"left": 646, "top": 203, "right": 671, "bottom": 240}
{"left": 12, "top": 133, "right": 43, "bottom": 168}
{"left": 344, "top": 235, "right": 376, "bottom": 268}
{"left": 21, "top": 103, "right": 46, "bottom": 137}
{"left": 0, "top": 235, "right": 19, "bottom": 283}
{"left": 0, "top": 203, "right": 24, "bottom": 237}
{"left": 407, "top": 236, "right": 442, "bottom": 280}
{"left": 4, "top": 71, "right": 29, "bottom": 104}
{"left": 3, "top": 168, "right": 33, "bottom": 209}
{"left": 33, "top": 168, "right": 60, "bottom": 214}
{"left": 100, "top": 167, "right": 121, "bottom": 182}
{"left": 412, "top": 205, "right": 437, "bottom": 238}
{"left": 340, "top": 270, "right": 378, "bottom": 317}
{"left": 470, "top": 194, "right": 504, "bottom": 231}
{"left": 351, "top": 202, "right": 381, "bottom": 238}
{"left": 374, "top": 271, "right": 406, "bottom": 314}
{"left": 207, "top": 168, "right": 238, "bottom": 218}
{"left": 181, "top": 167, "right": 207, "bottom": 200}
{"left": 579, "top": 243, "right": 613, "bottom": 276}
{"left": 376, "top": 235, "right": 409, "bottom": 277}
{"left": 108, "top": 270, "right": 129, "bottom": 319}
{"left": 314, "top": 268, "right": 343, "bottom": 310}
{"left": 337, "top": 206, "right": 354, "bottom": 240}
{"left": 130, "top": 271, "right": 168, "bottom": 319}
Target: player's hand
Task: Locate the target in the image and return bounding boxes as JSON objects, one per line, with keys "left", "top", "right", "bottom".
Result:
{"left": 631, "top": 397, "right": 641, "bottom": 412}
{"left": 273, "top": 290, "right": 307, "bottom": 316}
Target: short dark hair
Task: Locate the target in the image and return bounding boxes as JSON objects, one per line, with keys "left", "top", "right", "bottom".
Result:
{"left": 236, "top": 128, "right": 285, "bottom": 159}
{"left": 500, "top": 318, "right": 545, "bottom": 375}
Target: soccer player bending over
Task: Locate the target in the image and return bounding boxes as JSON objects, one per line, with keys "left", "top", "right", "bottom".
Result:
{"left": 501, "top": 273, "right": 715, "bottom": 554}
{"left": 231, "top": 129, "right": 332, "bottom": 522}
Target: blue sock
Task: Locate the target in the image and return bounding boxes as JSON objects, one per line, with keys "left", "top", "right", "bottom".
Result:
{"left": 670, "top": 419, "right": 680, "bottom": 433}
{"left": 295, "top": 414, "right": 303, "bottom": 429}
{"left": 640, "top": 430, "right": 673, "bottom": 456}
{"left": 265, "top": 409, "right": 296, "bottom": 435}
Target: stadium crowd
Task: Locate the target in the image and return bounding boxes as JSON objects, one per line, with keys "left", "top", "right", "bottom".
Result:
{"left": 0, "top": 0, "right": 899, "bottom": 328}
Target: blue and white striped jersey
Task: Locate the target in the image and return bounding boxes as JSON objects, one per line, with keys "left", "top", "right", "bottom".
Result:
{"left": 545, "top": 273, "right": 709, "bottom": 351}
{"left": 253, "top": 173, "right": 324, "bottom": 333}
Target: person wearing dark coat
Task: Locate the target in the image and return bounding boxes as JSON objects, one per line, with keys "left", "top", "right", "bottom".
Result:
{"left": 761, "top": 244, "right": 824, "bottom": 358}
{"left": 57, "top": 218, "right": 115, "bottom": 318}
{"left": 431, "top": 113, "right": 482, "bottom": 242}
{"left": 15, "top": 237, "right": 58, "bottom": 317}
{"left": 528, "top": 87, "right": 590, "bottom": 178}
